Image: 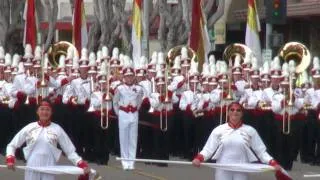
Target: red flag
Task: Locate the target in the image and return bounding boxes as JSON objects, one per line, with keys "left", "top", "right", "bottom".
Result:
{"left": 23, "top": 0, "right": 37, "bottom": 49}
{"left": 189, "top": 0, "right": 211, "bottom": 69}
{"left": 73, "top": 0, "right": 88, "bottom": 52}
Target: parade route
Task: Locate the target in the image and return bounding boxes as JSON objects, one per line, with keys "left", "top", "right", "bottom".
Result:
{"left": 1, "top": 155, "right": 320, "bottom": 179}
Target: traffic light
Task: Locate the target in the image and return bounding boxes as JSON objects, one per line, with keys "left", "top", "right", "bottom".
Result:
{"left": 266, "top": 0, "right": 287, "bottom": 24}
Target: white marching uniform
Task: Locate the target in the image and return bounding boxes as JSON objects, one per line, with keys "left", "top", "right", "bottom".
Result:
{"left": 240, "top": 88, "right": 263, "bottom": 109}
{"left": 10, "top": 73, "right": 37, "bottom": 103}
{"left": 199, "top": 123, "right": 273, "bottom": 180}
{"left": 0, "top": 80, "right": 14, "bottom": 108}
{"left": 62, "top": 77, "right": 91, "bottom": 105}
{"left": 113, "top": 84, "right": 143, "bottom": 170}
{"left": 6, "top": 122, "right": 83, "bottom": 180}
{"left": 304, "top": 88, "right": 320, "bottom": 109}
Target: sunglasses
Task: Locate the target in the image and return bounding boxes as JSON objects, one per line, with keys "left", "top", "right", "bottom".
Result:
{"left": 229, "top": 108, "right": 241, "bottom": 112}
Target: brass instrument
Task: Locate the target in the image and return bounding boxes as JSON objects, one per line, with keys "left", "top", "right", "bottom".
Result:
{"left": 47, "top": 41, "right": 78, "bottom": 68}
{"left": 222, "top": 44, "right": 252, "bottom": 122}
{"left": 223, "top": 43, "right": 253, "bottom": 67}
{"left": 37, "top": 47, "right": 48, "bottom": 104}
{"left": 1, "top": 96, "right": 10, "bottom": 104}
{"left": 102, "top": 61, "right": 111, "bottom": 129}
{"left": 279, "top": 42, "right": 311, "bottom": 74}
{"left": 148, "top": 77, "right": 156, "bottom": 113}
{"left": 166, "top": 46, "right": 196, "bottom": 90}
{"left": 25, "top": 69, "right": 31, "bottom": 105}
{"left": 278, "top": 42, "right": 311, "bottom": 134}
{"left": 166, "top": 46, "right": 196, "bottom": 67}
{"left": 87, "top": 74, "right": 96, "bottom": 113}
{"left": 160, "top": 66, "right": 171, "bottom": 132}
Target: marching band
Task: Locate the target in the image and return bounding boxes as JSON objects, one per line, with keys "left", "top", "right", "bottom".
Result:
{"left": 1, "top": 42, "right": 320, "bottom": 172}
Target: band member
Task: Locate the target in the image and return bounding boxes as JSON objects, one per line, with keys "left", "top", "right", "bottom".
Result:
{"left": 192, "top": 102, "right": 288, "bottom": 180}
{"left": 240, "top": 57, "right": 263, "bottom": 129}
{"left": 272, "top": 61, "right": 305, "bottom": 170}
{"left": 63, "top": 48, "right": 91, "bottom": 157}
{"left": 231, "top": 55, "right": 247, "bottom": 102}
{"left": 0, "top": 53, "right": 14, "bottom": 154}
{"left": 113, "top": 56, "right": 143, "bottom": 170}
{"left": 261, "top": 57, "right": 282, "bottom": 157}
{"left": 210, "top": 61, "right": 229, "bottom": 125}
{"left": 136, "top": 56, "right": 153, "bottom": 159}
{"left": 149, "top": 66, "right": 173, "bottom": 166}
{"left": 168, "top": 48, "right": 190, "bottom": 156}
{"left": 196, "top": 62, "right": 213, "bottom": 148}
{"left": 303, "top": 57, "right": 320, "bottom": 165}
{"left": 179, "top": 61, "right": 201, "bottom": 159}
{"left": 6, "top": 99, "right": 90, "bottom": 180}
{"left": 87, "top": 61, "right": 110, "bottom": 165}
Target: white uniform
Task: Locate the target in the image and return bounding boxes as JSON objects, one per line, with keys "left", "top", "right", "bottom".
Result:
{"left": 62, "top": 77, "right": 91, "bottom": 105}
{"left": 304, "top": 88, "right": 320, "bottom": 109}
{"left": 6, "top": 122, "right": 83, "bottom": 180}
{"left": 271, "top": 91, "right": 304, "bottom": 116}
{"left": 179, "top": 90, "right": 201, "bottom": 112}
{"left": 240, "top": 88, "right": 263, "bottom": 109}
{"left": 0, "top": 80, "right": 14, "bottom": 108}
{"left": 10, "top": 73, "right": 37, "bottom": 105}
{"left": 199, "top": 123, "right": 273, "bottom": 180}
{"left": 113, "top": 84, "right": 143, "bottom": 170}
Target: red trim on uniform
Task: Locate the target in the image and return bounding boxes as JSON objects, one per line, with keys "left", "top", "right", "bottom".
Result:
{"left": 38, "top": 120, "right": 51, "bottom": 127}
{"left": 142, "top": 97, "right": 150, "bottom": 106}
{"left": 120, "top": 105, "right": 138, "bottom": 113}
{"left": 54, "top": 95, "right": 63, "bottom": 105}
{"left": 247, "top": 109, "right": 264, "bottom": 117}
{"left": 152, "top": 110, "right": 174, "bottom": 117}
{"left": 274, "top": 113, "right": 306, "bottom": 121}
{"left": 194, "top": 154, "right": 204, "bottom": 162}
{"left": 17, "top": 91, "right": 26, "bottom": 102}
{"left": 203, "top": 101, "right": 209, "bottom": 109}
{"left": 231, "top": 84, "right": 237, "bottom": 91}
{"left": 28, "top": 97, "right": 37, "bottom": 105}
{"left": 6, "top": 155, "right": 15, "bottom": 165}
{"left": 228, "top": 120, "right": 243, "bottom": 129}
{"left": 177, "top": 80, "right": 185, "bottom": 89}
{"left": 60, "top": 78, "right": 69, "bottom": 86}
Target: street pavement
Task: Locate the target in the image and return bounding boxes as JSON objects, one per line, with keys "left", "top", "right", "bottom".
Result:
{"left": 0, "top": 155, "right": 319, "bottom": 179}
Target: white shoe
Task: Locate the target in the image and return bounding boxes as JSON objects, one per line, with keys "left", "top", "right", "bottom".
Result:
{"left": 128, "top": 166, "right": 134, "bottom": 170}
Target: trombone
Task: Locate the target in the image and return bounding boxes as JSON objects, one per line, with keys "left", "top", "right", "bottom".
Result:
{"left": 160, "top": 68, "right": 170, "bottom": 132}
{"left": 282, "top": 74, "right": 293, "bottom": 135}
{"left": 148, "top": 77, "right": 156, "bottom": 113}
{"left": 37, "top": 48, "right": 48, "bottom": 104}
{"left": 101, "top": 61, "right": 111, "bottom": 130}
{"left": 25, "top": 68, "right": 31, "bottom": 105}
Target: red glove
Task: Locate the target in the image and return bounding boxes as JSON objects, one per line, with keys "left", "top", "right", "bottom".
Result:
{"left": 60, "top": 78, "right": 69, "bottom": 86}
{"left": 6, "top": 155, "right": 15, "bottom": 166}
{"left": 193, "top": 154, "right": 204, "bottom": 162}
{"left": 159, "top": 95, "right": 165, "bottom": 102}
{"left": 16, "top": 91, "right": 26, "bottom": 102}
{"left": 203, "top": 101, "right": 209, "bottom": 109}
{"left": 231, "top": 84, "right": 237, "bottom": 91}
{"left": 85, "top": 99, "right": 90, "bottom": 109}
{"left": 269, "top": 160, "right": 292, "bottom": 180}
{"left": 77, "top": 160, "right": 89, "bottom": 180}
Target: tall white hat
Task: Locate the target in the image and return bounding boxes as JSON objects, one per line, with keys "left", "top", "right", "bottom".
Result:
{"left": 4, "top": 53, "right": 12, "bottom": 73}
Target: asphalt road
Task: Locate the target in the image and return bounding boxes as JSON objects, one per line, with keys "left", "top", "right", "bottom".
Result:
{"left": 0, "top": 155, "right": 319, "bottom": 180}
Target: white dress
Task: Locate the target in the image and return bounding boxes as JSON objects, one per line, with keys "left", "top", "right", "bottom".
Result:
{"left": 199, "top": 123, "right": 273, "bottom": 180}
{"left": 6, "top": 122, "right": 83, "bottom": 180}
